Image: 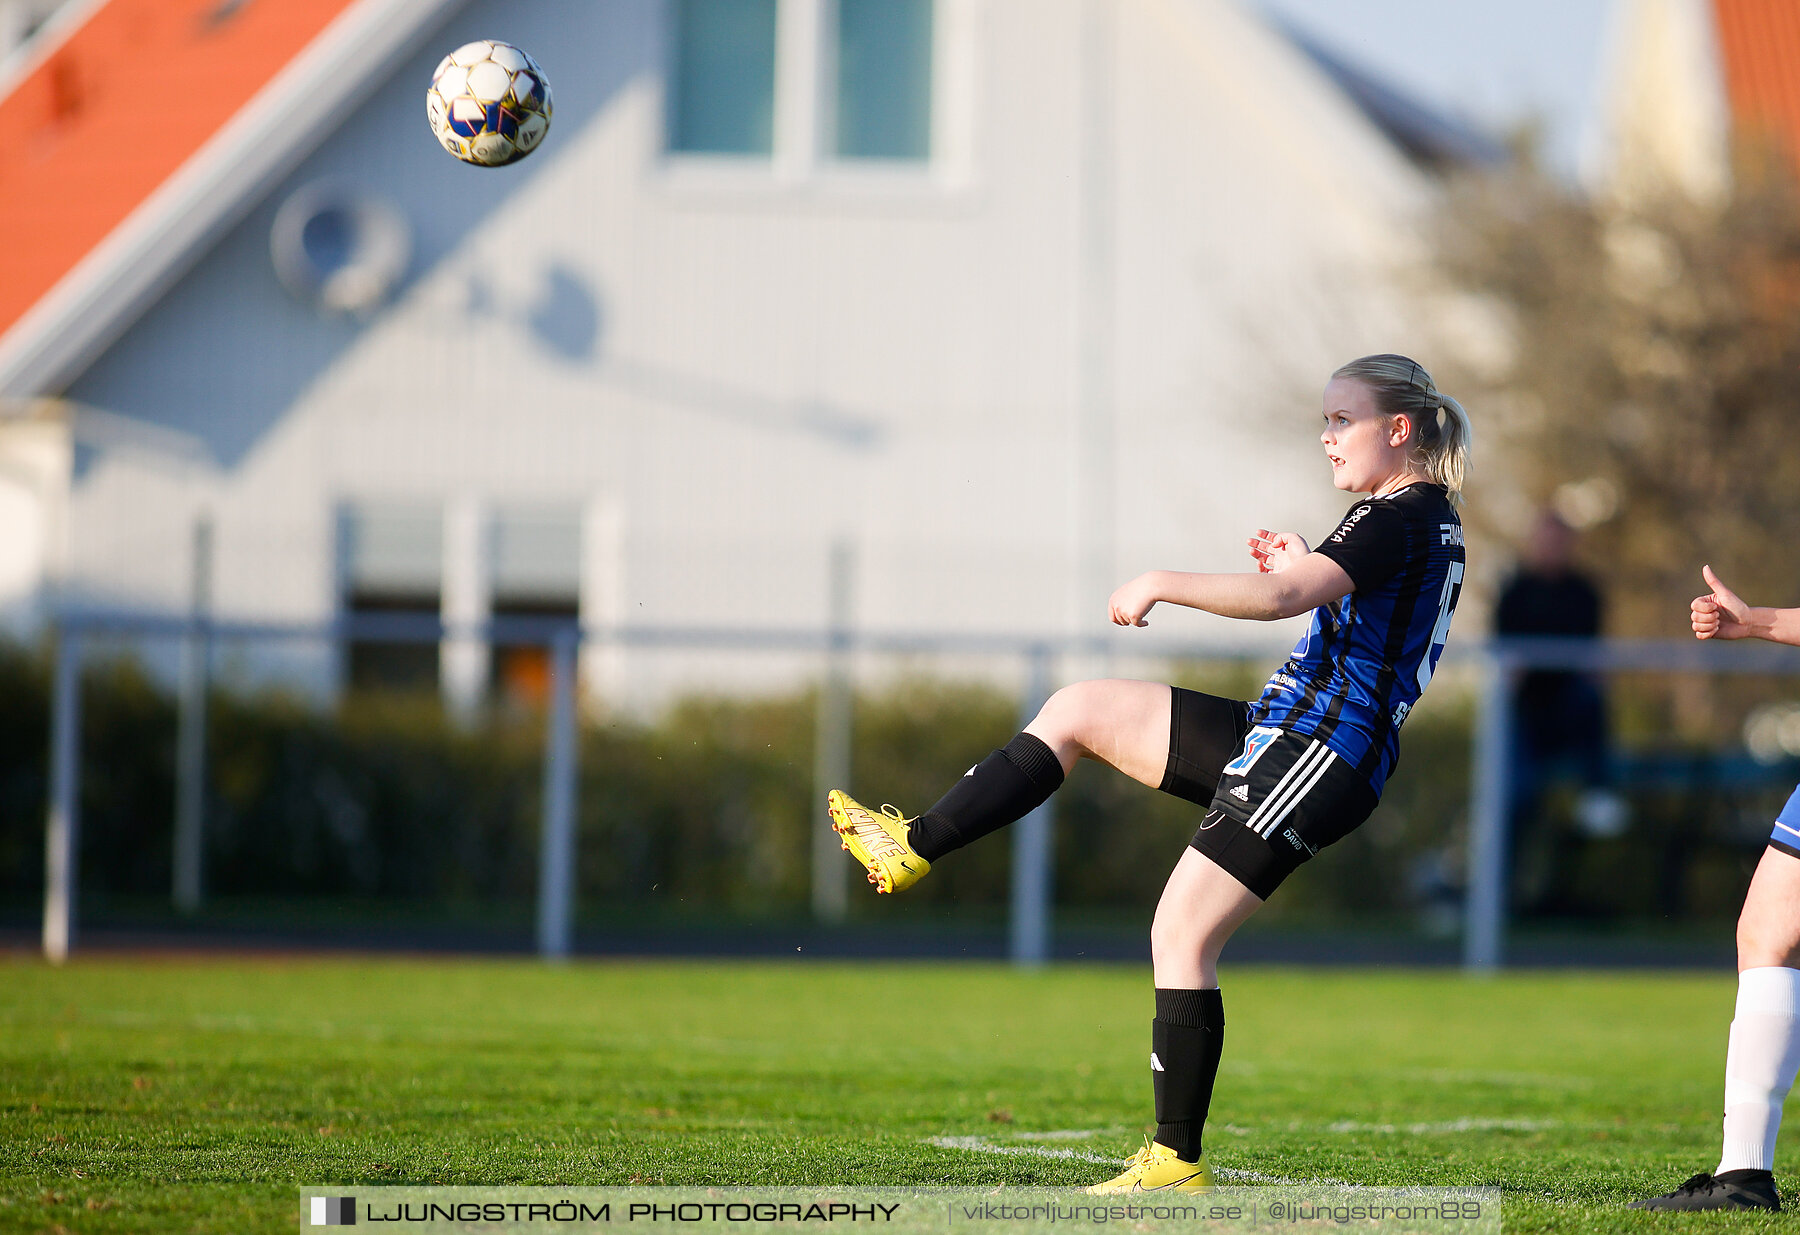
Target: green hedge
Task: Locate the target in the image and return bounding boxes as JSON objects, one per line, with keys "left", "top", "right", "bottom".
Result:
{"left": 7, "top": 636, "right": 1783, "bottom": 932}
{"left": 0, "top": 641, "right": 1492, "bottom": 924}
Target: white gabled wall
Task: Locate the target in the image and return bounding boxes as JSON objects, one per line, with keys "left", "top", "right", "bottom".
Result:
{"left": 0, "top": 407, "right": 69, "bottom": 634}
{"left": 51, "top": 0, "right": 1442, "bottom": 708}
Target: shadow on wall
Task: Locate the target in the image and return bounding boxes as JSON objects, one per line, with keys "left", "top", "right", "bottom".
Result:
{"left": 67, "top": 0, "right": 890, "bottom": 481}
{"left": 526, "top": 262, "right": 600, "bottom": 363}
{"left": 62, "top": 0, "right": 647, "bottom": 473}
{"left": 475, "top": 262, "right": 884, "bottom": 447}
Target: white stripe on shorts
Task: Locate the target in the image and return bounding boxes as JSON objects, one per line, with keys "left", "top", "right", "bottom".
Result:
{"left": 1247, "top": 741, "right": 1335, "bottom": 838}
{"left": 1266, "top": 746, "right": 1337, "bottom": 837}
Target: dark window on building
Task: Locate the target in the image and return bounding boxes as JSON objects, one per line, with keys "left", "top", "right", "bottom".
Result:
{"left": 489, "top": 507, "right": 581, "bottom": 709}
{"left": 671, "top": 0, "right": 779, "bottom": 155}
{"left": 833, "top": 0, "right": 933, "bottom": 160}
{"left": 339, "top": 503, "right": 442, "bottom": 693}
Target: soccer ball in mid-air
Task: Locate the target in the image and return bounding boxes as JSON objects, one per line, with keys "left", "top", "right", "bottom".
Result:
{"left": 426, "top": 40, "right": 552, "bottom": 167}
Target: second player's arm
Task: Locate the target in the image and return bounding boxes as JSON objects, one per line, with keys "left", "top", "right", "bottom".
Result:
{"left": 1694, "top": 565, "right": 1800, "bottom": 645}
{"left": 1718, "top": 606, "right": 1800, "bottom": 644}
{"left": 1110, "top": 552, "right": 1354, "bottom": 626}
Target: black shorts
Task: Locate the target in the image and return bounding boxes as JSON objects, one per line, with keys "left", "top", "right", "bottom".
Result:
{"left": 1159, "top": 687, "right": 1379, "bottom": 900}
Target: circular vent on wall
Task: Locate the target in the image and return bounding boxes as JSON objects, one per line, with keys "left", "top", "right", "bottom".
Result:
{"left": 270, "top": 181, "right": 412, "bottom": 315}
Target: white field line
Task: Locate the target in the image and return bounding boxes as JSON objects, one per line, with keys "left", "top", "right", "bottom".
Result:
{"left": 1414, "top": 1069, "right": 1596, "bottom": 1089}
{"left": 1215, "top": 1168, "right": 1349, "bottom": 1185}
{"left": 928, "top": 1119, "right": 1584, "bottom": 1189}
{"left": 1218, "top": 1062, "right": 1595, "bottom": 1090}
{"left": 1185, "top": 1118, "right": 1572, "bottom": 1138}
{"left": 924, "top": 1136, "right": 1347, "bottom": 1186}
{"left": 926, "top": 1136, "right": 1116, "bottom": 1165}
{"left": 1324, "top": 1117, "right": 1564, "bottom": 1135}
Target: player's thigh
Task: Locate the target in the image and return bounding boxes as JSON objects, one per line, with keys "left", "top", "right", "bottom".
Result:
{"left": 1025, "top": 678, "right": 1171, "bottom": 788}
{"left": 1738, "top": 846, "right": 1800, "bottom": 970}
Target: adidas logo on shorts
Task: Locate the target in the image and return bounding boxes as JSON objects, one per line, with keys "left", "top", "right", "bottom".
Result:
{"left": 1229, "top": 783, "right": 1250, "bottom": 802}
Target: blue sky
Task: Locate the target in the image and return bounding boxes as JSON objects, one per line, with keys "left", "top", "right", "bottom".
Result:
{"left": 1251, "top": 0, "right": 1619, "bottom": 177}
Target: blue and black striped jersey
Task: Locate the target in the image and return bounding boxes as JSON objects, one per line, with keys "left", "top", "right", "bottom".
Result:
{"left": 1251, "top": 482, "right": 1465, "bottom": 794}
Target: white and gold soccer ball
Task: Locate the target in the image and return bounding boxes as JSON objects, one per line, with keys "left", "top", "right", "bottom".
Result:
{"left": 426, "top": 40, "right": 552, "bottom": 167}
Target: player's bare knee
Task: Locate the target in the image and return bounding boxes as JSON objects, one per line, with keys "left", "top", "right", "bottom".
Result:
{"left": 1151, "top": 910, "right": 1233, "bottom": 972}
{"left": 1737, "top": 917, "right": 1766, "bottom": 970}
{"left": 1029, "top": 684, "right": 1098, "bottom": 750}
{"left": 1736, "top": 860, "right": 1800, "bottom": 968}
{"left": 1043, "top": 681, "right": 1100, "bottom": 722}
{"left": 1739, "top": 914, "right": 1800, "bottom": 970}
{"left": 1149, "top": 912, "right": 1203, "bottom": 966}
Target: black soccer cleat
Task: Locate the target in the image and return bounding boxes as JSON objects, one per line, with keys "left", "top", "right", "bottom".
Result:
{"left": 1630, "top": 1169, "right": 1780, "bottom": 1212}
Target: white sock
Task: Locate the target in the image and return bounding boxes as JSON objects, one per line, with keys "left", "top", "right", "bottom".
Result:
{"left": 1717, "top": 966, "right": 1800, "bottom": 1174}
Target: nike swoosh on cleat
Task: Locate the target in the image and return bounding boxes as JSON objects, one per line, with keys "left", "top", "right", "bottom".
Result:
{"left": 1132, "top": 1173, "right": 1203, "bottom": 1191}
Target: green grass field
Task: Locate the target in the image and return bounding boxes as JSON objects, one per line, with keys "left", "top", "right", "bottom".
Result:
{"left": 0, "top": 955, "right": 1788, "bottom": 1233}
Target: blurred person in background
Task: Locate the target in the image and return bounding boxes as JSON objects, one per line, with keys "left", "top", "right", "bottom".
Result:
{"left": 1495, "top": 507, "right": 1626, "bottom": 915}
{"left": 1633, "top": 566, "right": 1800, "bottom": 1213}
{"left": 828, "top": 355, "right": 1470, "bottom": 1193}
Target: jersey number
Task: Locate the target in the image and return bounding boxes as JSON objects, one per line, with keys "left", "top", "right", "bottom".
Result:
{"left": 1223, "top": 726, "right": 1282, "bottom": 777}
{"left": 1415, "top": 560, "right": 1464, "bottom": 695}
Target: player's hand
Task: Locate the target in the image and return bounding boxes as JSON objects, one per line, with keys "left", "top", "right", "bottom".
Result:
{"left": 1248, "top": 530, "right": 1310, "bottom": 574}
{"left": 1109, "top": 572, "right": 1161, "bottom": 627}
{"left": 1692, "top": 564, "right": 1752, "bottom": 640}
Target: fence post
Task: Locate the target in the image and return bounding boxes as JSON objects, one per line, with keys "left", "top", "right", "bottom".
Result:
{"left": 43, "top": 627, "right": 82, "bottom": 964}
{"left": 536, "top": 626, "right": 580, "bottom": 959}
{"left": 1463, "top": 644, "right": 1515, "bottom": 971}
{"left": 441, "top": 494, "right": 489, "bottom": 722}
{"left": 1010, "top": 646, "right": 1055, "bottom": 966}
{"left": 811, "top": 541, "right": 854, "bottom": 923}
{"left": 173, "top": 511, "right": 212, "bottom": 914}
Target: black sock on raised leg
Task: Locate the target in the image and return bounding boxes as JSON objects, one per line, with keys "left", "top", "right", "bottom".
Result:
{"left": 905, "top": 733, "right": 1065, "bottom": 862}
{"left": 1152, "top": 987, "right": 1224, "bottom": 1163}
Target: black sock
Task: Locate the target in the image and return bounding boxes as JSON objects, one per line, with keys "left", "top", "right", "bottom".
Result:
{"left": 1152, "top": 987, "right": 1224, "bottom": 1163}
{"left": 905, "top": 733, "right": 1065, "bottom": 862}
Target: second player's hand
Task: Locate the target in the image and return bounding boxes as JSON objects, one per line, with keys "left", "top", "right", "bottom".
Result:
{"left": 1692, "top": 564, "right": 1751, "bottom": 640}
{"left": 1109, "top": 573, "right": 1161, "bottom": 627}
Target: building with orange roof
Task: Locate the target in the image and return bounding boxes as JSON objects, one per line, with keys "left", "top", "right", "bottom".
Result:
{"left": 0, "top": 0, "right": 361, "bottom": 341}
{"left": 1598, "top": 0, "right": 1800, "bottom": 199}
{"left": 1713, "top": 0, "right": 1800, "bottom": 168}
{"left": 0, "top": 0, "right": 1492, "bottom": 712}
{"left": 0, "top": 0, "right": 462, "bottom": 396}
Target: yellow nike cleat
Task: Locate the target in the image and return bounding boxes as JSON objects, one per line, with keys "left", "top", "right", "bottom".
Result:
{"left": 1085, "top": 1139, "right": 1214, "bottom": 1194}
{"left": 827, "top": 790, "right": 930, "bottom": 893}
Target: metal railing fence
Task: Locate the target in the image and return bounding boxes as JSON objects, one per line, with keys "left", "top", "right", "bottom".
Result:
{"left": 36, "top": 612, "right": 1800, "bottom": 968}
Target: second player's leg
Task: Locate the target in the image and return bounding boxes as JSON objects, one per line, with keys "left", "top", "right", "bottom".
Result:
{"left": 1738, "top": 847, "right": 1800, "bottom": 970}
{"left": 1695, "top": 846, "right": 1800, "bottom": 1204}
{"left": 1633, "top": 789, "right": 1800, "bottom": 1211}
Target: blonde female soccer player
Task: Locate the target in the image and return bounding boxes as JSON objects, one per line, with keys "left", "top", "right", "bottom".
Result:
{"left": 829, "top": 354, "right": 1471, "bottom": 1192}
{"left": 1632, "top": 566, "right": 1800, "bottom": 1213}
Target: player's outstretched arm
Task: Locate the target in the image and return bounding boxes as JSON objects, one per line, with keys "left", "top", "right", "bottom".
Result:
{"left": 1692, "top": 565, "right": 1800, "bottom": 644}
{"left": 1109, "top": 544, "right": 1352, "bottom": 627}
